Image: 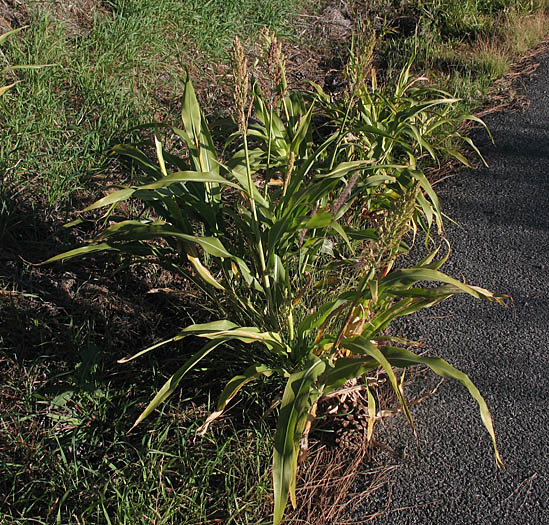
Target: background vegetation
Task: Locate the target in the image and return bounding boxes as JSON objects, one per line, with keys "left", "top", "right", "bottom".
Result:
{"left": 1, "top": 0, "right": 547, "bottom": 523}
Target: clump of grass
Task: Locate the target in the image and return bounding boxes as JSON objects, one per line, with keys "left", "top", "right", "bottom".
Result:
{"left": 45, "top": 30, "right": 508, "bottom": 522}
{"left": 503, "top": 3, "right": 549, "bottom": 54}
{"left": 0, "top": 0, "right": 304, "bottom": 206}
{"left": 1, "top": 1, "right": 543, "bottom": 523}
{"left": 360, "top": 0, "right": 549, "bottom": 111}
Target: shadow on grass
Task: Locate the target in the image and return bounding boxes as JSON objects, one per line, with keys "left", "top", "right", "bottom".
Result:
{"left": 0, "top": 192, "right": 282, "bottom": 522}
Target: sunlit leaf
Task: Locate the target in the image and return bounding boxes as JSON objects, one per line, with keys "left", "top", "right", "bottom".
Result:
{"left": 381, "top": 345, "right": 504, "bottom": 468}
{"left": 273, "top": 358, "right": 325, "bottom": 525}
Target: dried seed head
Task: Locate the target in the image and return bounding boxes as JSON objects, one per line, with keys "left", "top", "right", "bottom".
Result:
{"left": 232, "top": 36, "right": 249, "bottom": 133}
{"left": 258, "top": 27, "right": 287, "bottom": 106}
{"left": 345, "top": 25, "right": 376, "bottom": 98}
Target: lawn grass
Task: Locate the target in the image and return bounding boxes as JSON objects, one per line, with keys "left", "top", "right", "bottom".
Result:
{"left": 1, "top": 0, "right": 548, "bottom": 523}
{"left": 0, "top": 267, "right": 277, "bottom": 523}
{"left": 1, "top": 0, "right": 305, "bottom": 207}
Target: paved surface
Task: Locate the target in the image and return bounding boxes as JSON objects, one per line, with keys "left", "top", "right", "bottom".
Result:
{"left": 354, "top": 50, "right": 549, "bottom": 524}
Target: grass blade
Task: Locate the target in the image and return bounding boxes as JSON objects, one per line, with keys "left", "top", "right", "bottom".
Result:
{"left": 197, "top": 364, "right": 274, "bottom": 434}
{"left": 130, "top": 340, "right": 226, "bottom": 430}
{"left": 382, "top": 345, "right": 504, "bottom": 468}
{"left": 273, "top": 358, "right": 325, "bottom": 524}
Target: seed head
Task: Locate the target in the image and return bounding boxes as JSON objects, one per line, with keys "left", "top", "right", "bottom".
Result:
{"left": 232, "top": 36, "right": 249, "bottom": 133}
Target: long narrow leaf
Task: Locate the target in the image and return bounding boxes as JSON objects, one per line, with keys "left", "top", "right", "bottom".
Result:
{"left": 320, "top": 357, "right": 377, "bottom": 394}
{"left": 197, "top": 364, "right": 274, "bottom": 434}
{"left": 273, "top": 358, "right": 326, "bottom": 525}
{"left": 43, "top": 243, "right": 120, "bottom": 263}
{"left": 341, "top": 337, "right": 415, "bottom": 431}
{"left": 379, "top": 267, "right": 506, "bottom": 304}
{"left": 381, "top": 346, "right": 504, "bottom": 467}
{"left": 129, "top": 340, "right": 226, "bottom": 430}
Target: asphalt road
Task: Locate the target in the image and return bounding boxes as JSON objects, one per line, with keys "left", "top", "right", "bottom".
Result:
{"left": 354, "top": 50, "right": 549, "bottom": 524}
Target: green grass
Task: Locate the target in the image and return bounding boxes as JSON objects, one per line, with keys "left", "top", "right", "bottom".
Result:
{"left": 1, "top": 0, "right": 548, "bottom": 523}
{"left": 1, "top": 0, "right": 305, "bottom": 206}
{"left": 370, "top": 0, "right": 549, "bottom": 105}
{"left": 0, "top": 312, "right": 276, "bottom": 524}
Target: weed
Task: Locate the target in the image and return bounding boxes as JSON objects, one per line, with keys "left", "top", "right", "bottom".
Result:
{"left": 47, "top": 37, "right": 506, "bottom": 523}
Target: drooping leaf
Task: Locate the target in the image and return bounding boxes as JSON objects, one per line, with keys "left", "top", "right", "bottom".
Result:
{"left": 83, "top": 188, "right": 136, "bottom": 212}
{"left": 180, "top": 320, "right": 240, "bottom": 334}
{"left": 97, "top": 221, "right": 233, "bottom": 258}
{"left": 341, "top": 337, "right": 415, "bottom": 431}
{"left": 129, "top": 339, "right": 226, "bottom": 430}
{"left": 273, "top": 357, "right": 326, "bottom": 525}
{"left": 379, "top": 267, "right": 506, "bottom": 304}
{"left": 381, "top": 345, "right": 504, "bottom": 468}
{"left": 196, "top": 327, "right": 287, "bottom": 353}
{"left": 320, "top": 357, "right": 377, "bottom": 394}
{"left": 83, "top": 171, "right": 240, "bottom": 212}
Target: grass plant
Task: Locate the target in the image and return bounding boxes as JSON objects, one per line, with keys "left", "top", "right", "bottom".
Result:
{"left": 2, "top": 0, "right": 547, "bottom": 522}
{"left": 47, "top": 34, "right": 506, "bottom": 523}
{"left": 364, "top": 0, "right": 549, "bottom": 106}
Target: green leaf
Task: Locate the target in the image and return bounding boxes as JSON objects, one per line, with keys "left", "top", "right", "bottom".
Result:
{"left": 341, "top": 337, "right": 414, "bottom": 431}
{"left": 97, "top": 221, "right": 233, "bottom": 258}
{"left": 197, "top": 327, "right": 287, "bottom": 352}
{"left": 129, "top": 339, "right": 226, "bottom": 430}
{"left": 297, "top": 297, "right": 349, "bottom": 336}
{"left": 273, "top": 357, "right": 326, "bottom": 525}
{"left": 0, "top": 26, "right": 27, "bottom": 45}
{"left": 317, "top": 160, "right": 374, "bottom": 179}
{"left": 330, "top": 220, "right": 354, "bottom": 253}
{"left": 112, "top": 144, "right": 163, "bottom": 177}
{"left": 118, "top": 320, "right": 240, "bottom": 364}
{"left": 83, "top": 188, "right": 136, "bottom": 211}
{"left": 117, "top": 336, "right": 178, "bottom": 364}
{"left": 43, "top": 243, "right": 119, "bottom": 263}
{"left": 290, "top": 102, "right": 314, "bottom": 154}
{"left": 140, "top": 170, "right": 238, "bottom": 190}
{"left": 180, "top": 320, "right": 240, "bottom": 334}
{"left": 379, "top": 267, "right": 505, "bottom": 303}
{"left": 197, "top": 364, "right": 274, "bottom": 434}
{"left": 320, "top": 357, "right": 377, "bottom": 394}
{"left": 181, "top": 75, "right": 219, "bottom": 182}
{"left": 409, "top": 169, "right": 442, "bottom": 233}
{"left": 182, "top": 75, "right": 202, "bottom": 143}
{"left": 305, "top": 211, "right": 333, "bottom": 229}
{"left": 187, "top": 255, "right": 224, "bottom": 290}
{"left": 381, "top": 346, "right": 504, "bottom": 468}
{"left": 83, "top": 171, "right": 239, "bottom": 212}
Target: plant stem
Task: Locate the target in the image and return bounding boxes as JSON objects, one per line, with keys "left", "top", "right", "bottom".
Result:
{"left": 288, "top": 309, "right": 295, "bottom": 342}
{"left": 334, "top": 267, "right": 375, "bottom": 352}
{"left": 242, "top": 129, "right": 275, "bottom": 323}
{"left": 265, "top": 104, "right": 274, "bottom": 198}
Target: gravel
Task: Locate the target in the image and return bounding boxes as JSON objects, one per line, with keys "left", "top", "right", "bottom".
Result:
{"left": 353, "top": 51, "right": 549, "bottom": 524}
